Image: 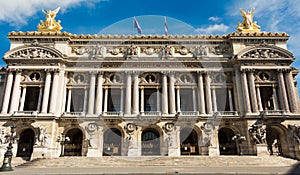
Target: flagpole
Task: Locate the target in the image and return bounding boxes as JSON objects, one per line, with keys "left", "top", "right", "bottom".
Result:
{"left": 132, "top": 16, "right": 135, "bottom": 35}
{"left": 164, "top": 16, "right": 169, "bottom": 37}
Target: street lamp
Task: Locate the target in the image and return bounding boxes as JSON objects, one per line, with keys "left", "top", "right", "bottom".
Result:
{"left": 232, "top": 133, "right": 246, "bottom": 156}
{"left": 0, "top": 125, "right": 16, "bottom": 171}
{"left": 57, "top": 134, "right": 70, "bottom": 157}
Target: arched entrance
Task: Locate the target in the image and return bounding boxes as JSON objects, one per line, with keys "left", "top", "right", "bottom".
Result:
{"left": 103, "top": 128, "right": 122, "bottom": 156}
{"left": 17, "top": 128, "right": 35, "bottom": 160}
{"left": 266, "top": 126, "right": 288, "bottom": 156}
{"left": 180, "top": 128, "right": 199, "bottom": 155}
{"left": 218, "top": 127, "right": 238, "bottom": 155}
{"left": 64, "top": 128, "right": 83, "bottom": 156}
{"left": 142, "top": 129, "right": 160, "bottom": 156}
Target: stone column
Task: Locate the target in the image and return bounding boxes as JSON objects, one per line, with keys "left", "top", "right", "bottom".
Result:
{"left": 49, "top": 70, "right": 60, "bottom": 114}
{"left": 95, "top": 73, "right": 103, "bottom": 115}
{"left": 192, "top": 87, "right": 197, "bottom": 111}
{"left": 272, "top": 85, "right": 279, "bottom": 111}
{"left": 1, "top": 70, "right": 13, "bottom": 114}
{"left": 66, "top": 88, "right": 72, "bottom": 112}
{"left": 125, "top": 72, "right": 132, "bottom": 115}
{"left": 241, "top": 70, "right": 251, "bottom": 114}
{"left": 9, "top": 71, "right": 22, "bottom": 114}
{"left": 234, "top": 66, "right": 244, "bottom": 113}
{"left": 88, "top": 73, "right": 96, "bottom": 115}
{"left": 156, "top": 87, "right": 160, "bottom": 112}
{"left": 37, "top": 86, "right": 43, "bottom": 111}
{"left": 169, "top": 73, "right": 176, "bottom": 114}
{"left": 256, "top": 85, "right": 263, "bottom": 112}
{"left": 248, "top": 71, "right": 258, "bottom": 113}
{"left": 285, "top": 71, "right": 297, "bottom": 112}
{"left": 198, "top": 73, "right": 206, "bottom": 114}
{"left": 204, "top": 73, "right": 213, "bottom": 114}
{"left": 61, "top": 75, "right": 68, "bottom": 113}
{"left": 176, "top": 86, "right": 181, "bottom": 113}
{"left": 132, "top": 73, "right": 139, "bottom": 114}
{"left": 140, "top": 87, "right": 144, "bottom": 114}
{"left": 228, "top": 88, "right": 234, "bottom": 111}
{"left": 162, "top": 73, "right": 168, "bottom": 114}
{"left": 211, "top": 87, "right": 217, "bottom": 112}
{"left": 278, "top": 70, "right": 289, "bottom": 112}
{"left": 83, "top": 87, "right": 88, "bottom": 113}
{"left": 120, "top": 86, "right": 124, "bottom": 113}
{"left": 19, "top": 86, "right": 27, "bottom": 111}
{"left": 103, "top": 86, "right": 108, "bottom": 113}
{"left": 41, "top": 70, "right": 51, "bottom": 113}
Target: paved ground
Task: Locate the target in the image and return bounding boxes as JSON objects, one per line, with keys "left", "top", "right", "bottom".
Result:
{"left": 0, "top": 156, "right": 299, "bottom": 175}
{"left": 0, "top": 165, "right": 300, "bottom": 175}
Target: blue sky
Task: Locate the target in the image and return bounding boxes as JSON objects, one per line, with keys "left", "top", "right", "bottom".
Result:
{"left": 0, "top": 0, "right": 299, "bottom": 89}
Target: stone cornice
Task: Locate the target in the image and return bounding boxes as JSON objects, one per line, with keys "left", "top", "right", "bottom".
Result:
{"left": 8, "top": 31, "right": 290, "bottom": 40}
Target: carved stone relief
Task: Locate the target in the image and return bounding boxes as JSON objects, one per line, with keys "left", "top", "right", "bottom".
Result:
{"left": 248, "top": 124, "right": 267, "bottom": 144}
{"left": 8, "top": 47, "right": 59, "bottom": 59}
{"left": 241, "top": 49, "right": 284, "bottom": 58}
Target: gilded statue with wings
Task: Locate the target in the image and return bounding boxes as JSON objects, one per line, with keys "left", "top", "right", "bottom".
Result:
{"left": 37, "top": 7, "right": 63, "bottom": 32}
{"left": 237, "top": 8, "right": 260, "bottom": 33}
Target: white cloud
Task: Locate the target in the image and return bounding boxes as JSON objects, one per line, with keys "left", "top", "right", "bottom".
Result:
{"left": 195, "top": 24, "right": 229, "bottom": 34}
{"left": 0, "top": 0, "right": 104, "bottom": 27}
{"left": 208, "top": 16, "right": 220, "bottom": 22}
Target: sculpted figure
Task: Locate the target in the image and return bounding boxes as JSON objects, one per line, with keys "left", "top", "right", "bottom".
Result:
{"left": 35, "top": 126, "right": 48, "bottom": 147}
{"left": 38, "top": 7, "right": 63, "bottom": 32}
{"left": 237, "top": 8, "right": 260, "bottom": 32}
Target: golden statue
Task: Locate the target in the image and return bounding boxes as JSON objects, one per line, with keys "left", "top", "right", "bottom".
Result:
{"left": 37, "top": 7, "right": 63, "bottom": 32}
{"left": 237, "top": 8, "right": 260, "bottom": 33}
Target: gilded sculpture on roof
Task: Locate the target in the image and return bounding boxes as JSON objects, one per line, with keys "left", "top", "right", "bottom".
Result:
{"left": 237, "top": 8, "right": 260, "bottom": 33}
{"left": 37, "top": 7, "right": 62, "bottom": 32}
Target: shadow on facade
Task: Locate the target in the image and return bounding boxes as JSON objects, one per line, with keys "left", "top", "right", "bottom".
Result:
{"left": 287, "top": 162, "right": 300, "bottom": 175}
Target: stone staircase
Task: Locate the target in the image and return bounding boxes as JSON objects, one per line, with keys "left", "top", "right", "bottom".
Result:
{"left": 13, "top": 155, "right": 298, "bottom": 168}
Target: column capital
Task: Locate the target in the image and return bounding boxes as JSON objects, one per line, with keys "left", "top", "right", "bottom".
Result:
{"left": 89, "top": 71, "right": 97, "bottom": 75}
{"left": 97, "top": 71, "right": 104, "bottom": 75}
{"left": 8, "top": 68, "right": 21, "bottom": 73}
{"left": 51, "top": 68, "right": 60, "bottom": 73}
{"left": 44, "top": 68, "right": 52, "bottom": 73}
{"left": 161, "top": 71, "right": 175, "bottom": 75}
{"left": 197, "top": 71, "right": 205, "bottom": 75}
{"left": 204, "top": 71, "right": 212, "bottom": 76}
{"left": 240, "top": 68, "right": 254, "bottom": 73}
{"left": 140, "top": 86, "right": 144, "bottom": 90}
{"left": 277, "top": 68, "right": 291, "bottom": 73}
{"left": 125, "top": 71, "right": 133, "bottom": 75}
{"left": 104, "top": 86, "right": 109, "bottom": 90}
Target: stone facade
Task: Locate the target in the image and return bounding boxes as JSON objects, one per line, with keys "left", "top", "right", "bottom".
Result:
{"left": 0, "top": 30, "right": 300, "bottom": 160}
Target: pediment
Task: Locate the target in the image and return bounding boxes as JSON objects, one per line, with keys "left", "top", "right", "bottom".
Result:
{"left": 4, "top": 45, "right": 65, "bottom": 59}
{"left": 237, "top": 46, "right": 293, "bottom": 59}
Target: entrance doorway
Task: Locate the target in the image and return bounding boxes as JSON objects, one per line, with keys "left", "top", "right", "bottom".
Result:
{"left": 64, "top": 128, "right": 83, "bottom": 156}
{"left": 180, "top": 128, "right": 199, "bottom": 155}
{"left": 266, "top": 126, "right": 287, "bottom": 156}
{"left": 103, "top": 128, "right": 122, "bottom": 156}
{"left": 218, "top": 128, "right": 238, "bottom": 155}
{"left": 142, "top": 129, "right": 160, "bottom": 156}
{"left": 17, "top": 128, "right": 35, "bottom": 160}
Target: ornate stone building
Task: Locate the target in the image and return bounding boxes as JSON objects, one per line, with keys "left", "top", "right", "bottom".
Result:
{"left": 0, "top": 9, "right": 300, "bottom": 160}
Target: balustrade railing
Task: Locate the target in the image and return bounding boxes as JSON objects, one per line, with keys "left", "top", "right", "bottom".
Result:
{"left": 62, "top": 112, "right": 85, "bottom": 117}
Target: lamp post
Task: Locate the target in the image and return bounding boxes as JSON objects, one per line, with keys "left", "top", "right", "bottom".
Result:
{"left": 0, "top": 125, "right": 16, "bottom": 171}
{"left": 57, "top": 134, "right": 69, "bottom": 157}
{"left": 232, "top": 133, "right": 246, "bottom": 156}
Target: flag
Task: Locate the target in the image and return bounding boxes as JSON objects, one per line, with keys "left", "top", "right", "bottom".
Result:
{"left": 133, "top": 16, "right": 142, "bottom": 34}
{"left": 164, "top": 16, "right": 168, "bottom": 36}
